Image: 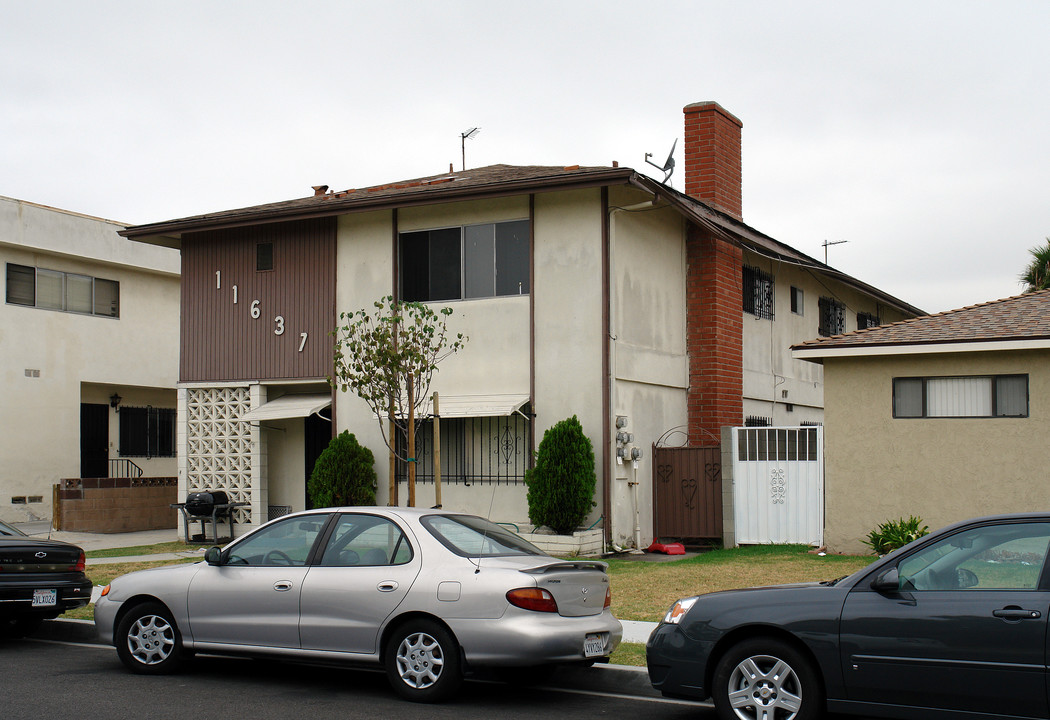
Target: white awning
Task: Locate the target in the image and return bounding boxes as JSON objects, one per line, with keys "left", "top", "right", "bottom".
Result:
{"left": 240, "top": 394, "right": 331, "bottom": 422}
{"left": 432, "top": 393, "right": 530, "bottom": 418}
{"left": 374, "top": 393, "right": 530, "bottom": 420}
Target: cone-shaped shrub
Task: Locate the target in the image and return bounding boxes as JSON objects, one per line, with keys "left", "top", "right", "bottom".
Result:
{"left": 308, "top": 430, "right": 377, "bottom": 508}
{"left": 526, "top": 415, "right": 596, "bottom": 535}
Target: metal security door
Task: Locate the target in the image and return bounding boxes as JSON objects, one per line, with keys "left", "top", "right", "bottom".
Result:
{"left": 731, "top": 426, "right": 823, "bottom": 545}
{"left": 652, "top": 446, "right": 722, "bottom": 539}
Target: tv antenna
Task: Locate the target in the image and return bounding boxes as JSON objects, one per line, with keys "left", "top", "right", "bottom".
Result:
{"left": 461, "top": 127, "right": 480, "bottom": 171}
{"left": 645, "top": 138, "right": 677, "bottom": 184}
{"left": 822, "top": 239, "right": 848, "bottom": 264}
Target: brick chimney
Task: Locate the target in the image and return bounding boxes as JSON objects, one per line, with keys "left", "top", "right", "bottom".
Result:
{"left": 683, "top": 101, "right": 743, "bottom": 221}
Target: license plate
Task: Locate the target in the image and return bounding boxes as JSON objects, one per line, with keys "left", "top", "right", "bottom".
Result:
{"left": 32, "top": 589, "right": 57, "bottom": 607}
{"left": 583, "top": 633, "right": 605, "bottom": 658}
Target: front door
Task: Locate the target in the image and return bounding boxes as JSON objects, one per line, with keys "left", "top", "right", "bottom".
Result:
{"left": 839, "top": 520, "right": 1050, "bottom": 718}
{"left": 299, "top": 512, "right": 421, "bottom": 654}
{"left": 80, "top": 403, "right": 108, "bottom": 478}
{"left": 187, "top": 513, "right": 330, "bottom": 648}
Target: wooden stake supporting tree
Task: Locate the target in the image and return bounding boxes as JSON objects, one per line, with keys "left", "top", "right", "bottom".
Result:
{"left": 330, "top": 296, "right": 467, "bottom": 506}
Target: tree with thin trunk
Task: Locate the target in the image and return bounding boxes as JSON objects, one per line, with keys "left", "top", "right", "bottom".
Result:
{"left": 330, "top": 296, "right": 467, "bottom": 506}
{"left": 1019, "top": 238, "right": 1050, "bottom": 293}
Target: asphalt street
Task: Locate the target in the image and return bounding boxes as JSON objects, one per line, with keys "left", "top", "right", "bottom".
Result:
{"left": 10, "top": 623, "right": 706, "bottom": 720}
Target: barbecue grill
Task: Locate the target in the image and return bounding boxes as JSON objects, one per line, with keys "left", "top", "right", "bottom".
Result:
{"left": 171, "top": 490, "right": 247, "bottom": 544}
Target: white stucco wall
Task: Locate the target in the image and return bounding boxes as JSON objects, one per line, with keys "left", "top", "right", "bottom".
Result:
{"left": 607, "top": 187, "right": 689, "bottom": 548}
{"left": 0, "top": 197, "right": 180, "bottom": 522}
{"left": 741, "top": 251, "right": 915, "bottom": 426}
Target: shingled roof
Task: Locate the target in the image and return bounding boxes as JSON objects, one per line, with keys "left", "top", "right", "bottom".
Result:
{"left": 793, "top": 289, "right": 1050, "bottom": 359}
{"left": 120, "top": 161, "right": 925, "bottom": 317}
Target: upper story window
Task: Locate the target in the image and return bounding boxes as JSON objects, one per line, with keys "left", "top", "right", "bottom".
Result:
{"left": 742, "top": 265, "right": 774, "bottom": 320}
{"left": 400, "top": 219, "right": 529, "bottom": 302}
{"left": 256, "top": 242, "right": 274, "bottom": 271}
{"left": 857, "top": 311, "right": 880, "bottom": 330}
{"left": 818, "top": 296, "right": 844, "bottom": 336}
{"left": 6, "top": 263, "right": 119, "bottom": 318}
{"left": 893, "top": 375, "right": 1029, "bottom": 419}
{"left": 790, "top": 286, "right": 804, "bottom": 315}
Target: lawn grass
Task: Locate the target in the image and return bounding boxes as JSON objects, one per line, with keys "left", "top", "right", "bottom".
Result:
{"left": 86, "top": 542, "right": 201, "bottom": 559}
{"left": 606, "top": 544, "right": 872, "bottom": 622}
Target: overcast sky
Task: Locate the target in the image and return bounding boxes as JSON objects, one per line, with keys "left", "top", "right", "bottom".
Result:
{"left": 3, "top": 1, "right": 1047, "bottom": 314}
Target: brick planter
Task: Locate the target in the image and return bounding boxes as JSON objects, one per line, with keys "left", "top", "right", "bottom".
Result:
{"left": 54, "top": 477, "right": 178, "bottom": 533}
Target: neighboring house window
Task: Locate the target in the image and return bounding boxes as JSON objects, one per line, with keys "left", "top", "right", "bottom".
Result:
{"left": 818, "top": 296, "right": 844, "bottom": 336}
{"left": 400, "top": 219, "right": 530, "bottom": 302}
{"left": 257, "top": 242, "right": 274, "bottom": 271}
{"left": 5, "top": 263, "right": 119, "bottom": 317}
{"left": 743, "top": 265, "right": 774, "bottom": 320}
{"left": 857, "top": 311, "right": 880, "bottom": 330}
{"left": 893, "top": 375, "right": 1029, "bottom": 418}
{"left": 119, "top": 406, "right": 177, "bottom": 457}
{"left": 790, "top": 286, "right": 804, "bottom": 315}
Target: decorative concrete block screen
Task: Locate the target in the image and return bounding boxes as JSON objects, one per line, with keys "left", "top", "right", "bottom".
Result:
{"left": 186, "top": 387, "right": 252, "bottom": 524}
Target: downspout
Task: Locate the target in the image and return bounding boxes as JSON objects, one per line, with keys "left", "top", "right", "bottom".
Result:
{"left": 529, "top": 195, "right": 536, "bottom": 460}
{"left": 601, "top": 187, "right": 611, "bottom": 551}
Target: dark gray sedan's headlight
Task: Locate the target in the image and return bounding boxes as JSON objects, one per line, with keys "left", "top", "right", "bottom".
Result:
{"left": 663, "top": 596, "right": 699, "bottom": 624}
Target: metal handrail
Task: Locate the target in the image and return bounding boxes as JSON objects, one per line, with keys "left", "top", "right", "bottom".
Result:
{"left": 108, "top": 458, "right": 144, "bottom": 479}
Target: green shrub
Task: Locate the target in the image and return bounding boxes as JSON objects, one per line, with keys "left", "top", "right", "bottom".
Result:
{"left": 863, "top": 515, "right": 929, "bottom": 555}
{"left": 308, "top": 431, "right": 377, "bottom": 508}
{"left": 525, "top": 416, "right": 596, "bottom": 535}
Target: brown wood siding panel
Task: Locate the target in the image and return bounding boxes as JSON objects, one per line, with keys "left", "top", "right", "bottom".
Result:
{"left": 180, "top": 218, "right": 336, "bottom": 383}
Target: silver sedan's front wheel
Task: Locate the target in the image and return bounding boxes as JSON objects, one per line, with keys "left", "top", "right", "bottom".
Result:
{"left": 384, "top": 619, "right": 462, "bottom": 702}
{"left": 713, "top": 638, "right": 822, "bottom": 720}
{"left": 115, "top": 602, "right": 185, "bottom": 675}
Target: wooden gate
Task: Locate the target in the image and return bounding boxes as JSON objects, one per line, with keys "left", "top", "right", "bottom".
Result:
{"left": 652, "top": 445, "right": 722, "bottom": 540}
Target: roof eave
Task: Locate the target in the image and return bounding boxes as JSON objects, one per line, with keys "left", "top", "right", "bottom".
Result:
{"left": 120, "top": 167, "right": 636, "bottom": 244}
{"left": 793, "top": 336, "right": 1050, "bottom": 363}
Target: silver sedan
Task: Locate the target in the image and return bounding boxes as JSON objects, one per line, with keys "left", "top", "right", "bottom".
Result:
{"left": 95, "top": 507, "right": 621, "bottom": 702}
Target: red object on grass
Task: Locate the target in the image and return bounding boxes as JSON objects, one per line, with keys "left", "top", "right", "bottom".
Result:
{"left": 646, "top": 541, "right": 686, "bottom": 555}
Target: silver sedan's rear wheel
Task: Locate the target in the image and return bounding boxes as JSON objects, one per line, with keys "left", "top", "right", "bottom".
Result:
{"left": 712, "top": 638, "right": 822, "bottom": 720}
{"left": 384, "top": 619, "right": 462, "bottom": 702}
{"left": 115, "top": 602, "right": 185, "bottom": 675}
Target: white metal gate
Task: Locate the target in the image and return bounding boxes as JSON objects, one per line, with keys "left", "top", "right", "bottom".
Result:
{"left": 731, "top": 426, "right": 824, "bottom": 546}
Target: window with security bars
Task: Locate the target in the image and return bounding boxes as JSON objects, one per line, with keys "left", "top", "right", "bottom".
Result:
{"left": 6, "top": 263, "right": 119, "bottom": 317}
{"left": 857, "top": 311, "right": 880, "bottom": 330}
{"left": 396, "top": 413, "right": 532, "bottom": 485}
{"left": 119, "top": 406, "right": 177, "bottom": 458}
{"left": 893, "top": 375, "right": 1028, "bottom": 418}
{"left": 818, "top": 296, "right": 844, "bottom": 336}
{"left": 743, "top": 265, "right": 774, "bottom": 320}
{"left": 737, "top": 427, "right": 820, "bottom": 462}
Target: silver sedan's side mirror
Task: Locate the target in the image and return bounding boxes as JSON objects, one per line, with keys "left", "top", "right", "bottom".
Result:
{"left": 204, "top": 546, "right": 224, "bottom": 566}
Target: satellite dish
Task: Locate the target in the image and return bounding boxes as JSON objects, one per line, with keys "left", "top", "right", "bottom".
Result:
{"left": 645, "top": 138, "right": 677, "bottom": 184}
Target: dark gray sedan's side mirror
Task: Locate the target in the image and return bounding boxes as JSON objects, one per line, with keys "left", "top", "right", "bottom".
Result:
{"left": 204, "top": 546, "right": 224, "bottom": 566}
{"left": 871, "top": 567, "right": 900, "bottom": 593}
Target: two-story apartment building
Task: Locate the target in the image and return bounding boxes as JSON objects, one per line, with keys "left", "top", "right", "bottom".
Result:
{"left": 1, "top": 196, "right": 180, "bottom": 524}
{"left": 121, "top": 102, "right": 922, "bottom": 546}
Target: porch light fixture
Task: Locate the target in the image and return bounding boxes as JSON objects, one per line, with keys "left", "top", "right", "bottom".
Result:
{"left": 109, "top": 393, "right": 122, "bottom": 409}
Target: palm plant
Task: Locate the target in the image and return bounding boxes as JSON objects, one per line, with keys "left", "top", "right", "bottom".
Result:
{"left": 1019, "top": 238, "right": 1050, "bottom": 292}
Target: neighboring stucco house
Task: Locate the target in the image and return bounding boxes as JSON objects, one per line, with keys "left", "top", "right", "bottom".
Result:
{"left": 121, "top": 101, "right": 921, "bottom": 546}
{"left": 1, "top": 196, "right": 181, "bottom": 525}
{"left": 793, "top": 290, "right": 1050, "bottom": 553}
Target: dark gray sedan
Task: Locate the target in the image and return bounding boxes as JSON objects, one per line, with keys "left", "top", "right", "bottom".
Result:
{"left": 647, "top": 513, "right": 1050, "bottom": 720}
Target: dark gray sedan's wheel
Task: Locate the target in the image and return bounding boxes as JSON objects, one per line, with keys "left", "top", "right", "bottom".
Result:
{"left": 115, "top": 602, "right": 185, "bottom": 675}
{"left": 384, "top": 619, "right": 462, "bottom": 702}
{"left": 712, "top": 638, "right": 822, "bottom": 720}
